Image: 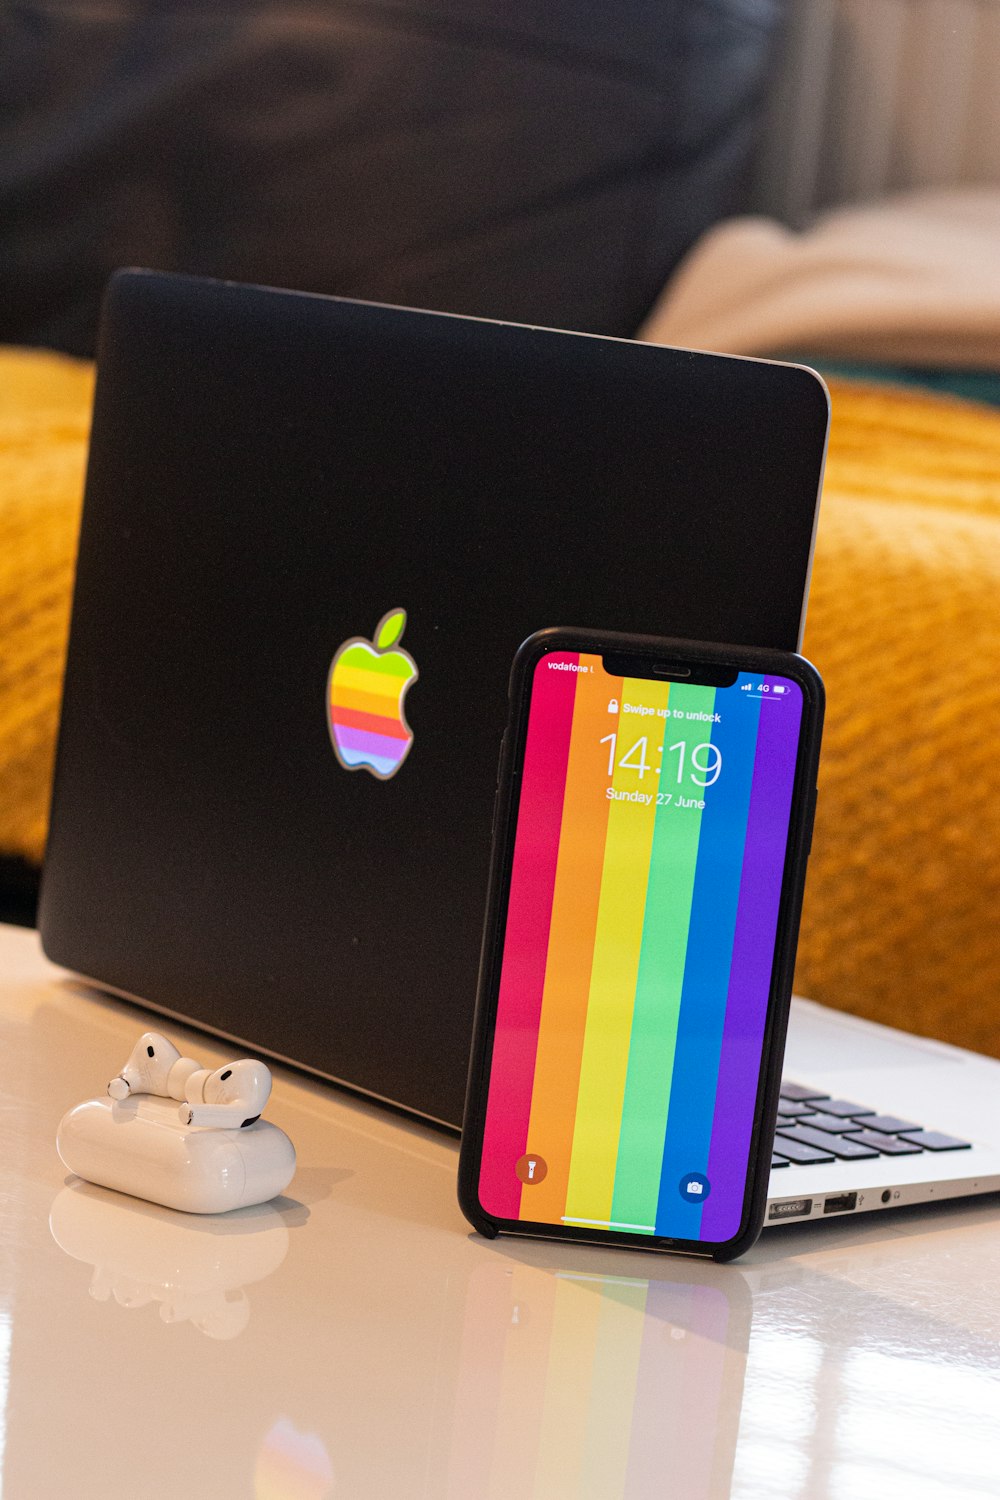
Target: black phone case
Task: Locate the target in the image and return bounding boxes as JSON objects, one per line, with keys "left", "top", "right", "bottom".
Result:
{"left": 458, "top": 627, "right": 825, "bottom": 1262}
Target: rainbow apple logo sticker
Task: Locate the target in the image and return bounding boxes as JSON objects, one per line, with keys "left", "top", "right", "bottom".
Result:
{"left": 327, "top": 609, "right": 418, "bottom": 779}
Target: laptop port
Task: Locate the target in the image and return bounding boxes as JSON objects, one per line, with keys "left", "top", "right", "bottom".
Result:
{"left": 768, "top": 1198, "right": 813, "bottom": 1221}
{"left": 822, "top": 1192, "right": 858, "bottom": 1215}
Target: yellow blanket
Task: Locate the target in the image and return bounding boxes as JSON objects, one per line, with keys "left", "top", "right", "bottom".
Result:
{"left": 798, "top": 380, "right": 1000, "bottom": 1056}
{"left": 2, "top": 350, "right": 999, "bottom": 1054}
{"left": 0, "top": 348, "right": 93, "bottom": 869}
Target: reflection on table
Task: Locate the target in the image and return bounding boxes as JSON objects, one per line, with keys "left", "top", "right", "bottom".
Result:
{"left": 49, "top": 1184, "right": 291, "bottom": 1340}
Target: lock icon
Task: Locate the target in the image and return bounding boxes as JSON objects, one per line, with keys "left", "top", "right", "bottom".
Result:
{"left": 608, "top": 698, "right": 619, "bottom": 714}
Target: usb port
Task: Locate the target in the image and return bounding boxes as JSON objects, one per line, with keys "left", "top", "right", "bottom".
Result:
{"left": 822, "top": 1192, "right": 858, "bottom": 1215}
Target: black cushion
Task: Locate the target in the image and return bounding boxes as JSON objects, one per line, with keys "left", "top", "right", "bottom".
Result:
{"left": 0, "top": 0, "right": 783, "bottom": 355}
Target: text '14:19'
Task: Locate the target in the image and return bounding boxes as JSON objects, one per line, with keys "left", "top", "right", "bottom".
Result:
{"left": 599, "top": 735, "right": 722, "bottom": 785}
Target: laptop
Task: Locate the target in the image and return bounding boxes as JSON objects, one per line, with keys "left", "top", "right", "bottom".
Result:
{"left": 768, "top": 997, "right": 1000, "bottom": 1226}
{"left": 41, "top": 268, "right": 834, "bottom": 1129}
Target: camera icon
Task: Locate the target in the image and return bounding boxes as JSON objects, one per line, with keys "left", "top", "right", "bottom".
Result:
{"left": 679, "top": 1172, "right": 711, "bottom": 1203}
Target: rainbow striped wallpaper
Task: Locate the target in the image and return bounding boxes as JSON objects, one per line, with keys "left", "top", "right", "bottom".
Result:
{"left": 478, "top": 652, "right": 802, "bottom": 1245}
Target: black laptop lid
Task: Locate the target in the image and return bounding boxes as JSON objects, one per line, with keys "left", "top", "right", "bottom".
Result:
{"left": 40, "top": 270, "right": 828, "bottom": 1126}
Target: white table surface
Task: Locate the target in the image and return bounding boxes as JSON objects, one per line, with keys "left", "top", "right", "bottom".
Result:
{"left": 1, "top": 921, "right": 998, "bottom": 1500}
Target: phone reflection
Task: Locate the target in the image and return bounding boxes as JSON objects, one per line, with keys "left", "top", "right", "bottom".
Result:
{"left": 437, "top": 1246, "right": 752, "bottom": 1500}
{"left": 49, "top": 1182, "right": 291, "bottom": 1340}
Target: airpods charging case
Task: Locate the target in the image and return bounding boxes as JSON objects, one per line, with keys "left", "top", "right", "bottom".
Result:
{"left": 57, "top": 1095, "right": 296, "bottom": 1213}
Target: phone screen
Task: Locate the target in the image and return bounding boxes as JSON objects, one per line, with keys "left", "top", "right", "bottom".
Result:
{"left": 477, "top": 650, "right": 805, "bottom": 1246}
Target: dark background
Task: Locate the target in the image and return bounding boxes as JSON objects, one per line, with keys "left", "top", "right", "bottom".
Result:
{"left": 1, "top": 0, "right": 784, "bottom": 355}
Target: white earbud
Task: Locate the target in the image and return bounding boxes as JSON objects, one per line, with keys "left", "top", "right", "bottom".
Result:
{"left": 108, "top": 1033, "right": 200, "bottom": 1102}
{"left": 178, "top": 1060, "right": 272, "bottom": 1130}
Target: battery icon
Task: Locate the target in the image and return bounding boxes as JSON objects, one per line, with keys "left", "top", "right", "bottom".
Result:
{"left": 773, "top": 685, "right": 787, "bottom": 695}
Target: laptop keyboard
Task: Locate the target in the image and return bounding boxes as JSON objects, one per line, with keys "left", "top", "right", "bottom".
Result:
{"left": 771, "top": 1081, "right": 971, "bottom": 1168}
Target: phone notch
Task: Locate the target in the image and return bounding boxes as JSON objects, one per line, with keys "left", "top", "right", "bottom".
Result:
{"left": 602, "top": 652, "right": 738, "bottom": 687}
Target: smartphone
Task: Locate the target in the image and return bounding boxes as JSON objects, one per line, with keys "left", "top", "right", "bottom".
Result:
{"left": 458, "top": 629, "right": 824, "bottom": 1261}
